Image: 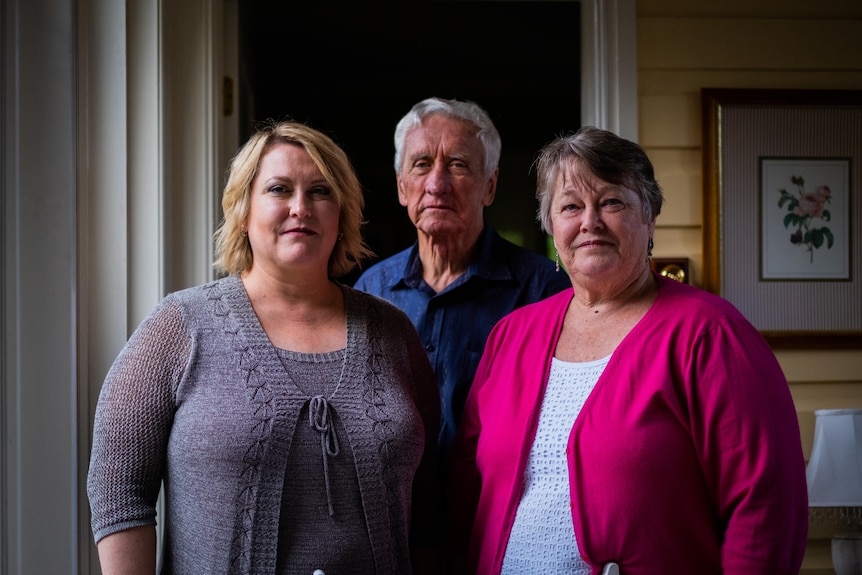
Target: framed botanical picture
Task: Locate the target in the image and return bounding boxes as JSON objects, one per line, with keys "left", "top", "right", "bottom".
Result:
{"left": 760, "top": 157, "right": 851, "bottom": 281}
{"left": 702, "top": 88, "right": 862, "bottom": 348}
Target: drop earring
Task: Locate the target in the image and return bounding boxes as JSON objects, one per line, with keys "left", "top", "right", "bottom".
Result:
{"left": 555, "top": 251, "right": 560, "bottom": 273}
{"left": 647, "top": 238, "right": 654, "bottom": 261}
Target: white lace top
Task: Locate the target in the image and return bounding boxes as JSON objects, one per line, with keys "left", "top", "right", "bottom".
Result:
{"left": 500, "top": 355, "right": 610, "bottom": 574}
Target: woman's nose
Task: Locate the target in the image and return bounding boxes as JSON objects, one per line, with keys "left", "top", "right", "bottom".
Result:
{"left": 289, "top": 192, "right": 312, "bottom": 217}
{"left": 580, "top": 205, "right": 603, "bottom": 230}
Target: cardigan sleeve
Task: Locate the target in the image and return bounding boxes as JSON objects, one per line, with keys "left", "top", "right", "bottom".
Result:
{"left": 87, "top": 299, "right": 192, "bottom": 543}
{"left": 688, "top": 313, "right": 808, "bottom": 573}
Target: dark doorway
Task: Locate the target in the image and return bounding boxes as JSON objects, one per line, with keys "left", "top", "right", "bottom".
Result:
{"left": 237, "top": 1, "right": 581, "bottom": 282}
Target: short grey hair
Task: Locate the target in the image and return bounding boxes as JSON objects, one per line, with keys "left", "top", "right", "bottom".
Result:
{"left": 534, "top": 126, "right": 664, "bottom": 234}
{"left": 393, "top": 97, "right": 501, "bottom": 178}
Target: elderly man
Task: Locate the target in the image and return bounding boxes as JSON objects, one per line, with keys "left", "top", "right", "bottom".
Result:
{"left": 354, "top": 97, "right": 570, "bottom": 462}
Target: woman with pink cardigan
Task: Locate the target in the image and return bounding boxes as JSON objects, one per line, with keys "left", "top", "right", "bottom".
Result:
{"left": 448, "top": 127, "right": 808, "bottom": 575}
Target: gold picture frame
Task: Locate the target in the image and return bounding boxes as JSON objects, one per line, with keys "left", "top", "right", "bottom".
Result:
{"left": 701, "top": 88, "right": 862, "bottom": 349}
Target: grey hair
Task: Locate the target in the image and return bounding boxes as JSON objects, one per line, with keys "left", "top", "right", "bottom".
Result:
{"left": 534, "top": 126, "right": 664, "bottom": 234}
{"left": 393, "top": 97, "right": 501, "bottom": 178}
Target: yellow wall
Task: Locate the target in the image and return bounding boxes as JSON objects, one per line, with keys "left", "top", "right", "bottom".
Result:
{"left": 636, "top": 1, "right": 862, "bottom": 572}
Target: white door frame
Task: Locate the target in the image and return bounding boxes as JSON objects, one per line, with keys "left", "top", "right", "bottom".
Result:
{"left": 0, "top": 0, "right": 632, "bottom": 572}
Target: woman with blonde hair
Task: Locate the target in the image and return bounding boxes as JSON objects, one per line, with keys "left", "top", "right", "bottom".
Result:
{"left": 88, "top": 120, "right": 441, "bottom": 575}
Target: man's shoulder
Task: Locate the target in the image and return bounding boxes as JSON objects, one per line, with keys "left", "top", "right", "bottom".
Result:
{"left": 493, "top": 237, "right": 569, "bottom": 289}
{"left": 493, "top": 234, "right": 553, "bottom": 268}
{"left": 505, "top": 242, "right": 555, "bottom": 268}
{"left": 353, "top": 248, "right": 411, "bottom": 291}
{"left": 341, "top": 284, "right": 419, "bottom": 336}
{"left": 343, "top": 283, "right": 404, "bottom": 314}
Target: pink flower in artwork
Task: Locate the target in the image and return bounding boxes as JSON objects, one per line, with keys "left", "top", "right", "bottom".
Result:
{"left": 777, "top": 174, "right": 835, "bottom": 263}
{"left": 793, "top": 193, "right": 824, "bottom": 218}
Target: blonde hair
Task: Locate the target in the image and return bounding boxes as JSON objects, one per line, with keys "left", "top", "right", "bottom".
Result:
{"left": 213, "top": 120, "right": 373, "bottom": 277}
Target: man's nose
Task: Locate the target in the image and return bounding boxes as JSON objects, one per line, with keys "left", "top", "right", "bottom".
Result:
{"left": 424, "top": 164, "right": 451, "bottom": 195}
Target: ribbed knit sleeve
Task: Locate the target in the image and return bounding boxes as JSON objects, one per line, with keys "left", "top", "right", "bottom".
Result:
{"left": 87, "top": 298, "right": 192, "bottom": 543}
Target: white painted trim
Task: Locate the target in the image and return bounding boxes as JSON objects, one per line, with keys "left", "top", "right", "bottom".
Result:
{"left": 128, "top": 0, "right": 165, "bottom": 325}
{"left": 2, "top": 0, "right": 80, "bottom": 572}
{"left": 161, "top": 0, "right": 220, "bottom": 291}
{"left": 582, "top": 0, "right": 639, "bottom": 141}
{"left": 77, "top": 2, "right": 130, "bottom": 571}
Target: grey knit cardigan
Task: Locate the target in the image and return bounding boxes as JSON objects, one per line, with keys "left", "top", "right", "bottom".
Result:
{"left": 87, "top": 275, "right": 441, "bottom": 574}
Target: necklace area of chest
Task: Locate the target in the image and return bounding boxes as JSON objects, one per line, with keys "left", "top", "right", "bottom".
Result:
{"left": 276, "top": 347, "right": 347, "bottom": 399}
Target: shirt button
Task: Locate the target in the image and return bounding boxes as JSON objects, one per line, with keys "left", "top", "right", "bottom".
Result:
{"left": 425, "top": 344, "right": 435, "bottom": 352}
{"left": 313, "top": 570, "right": 326, "bottom": 575}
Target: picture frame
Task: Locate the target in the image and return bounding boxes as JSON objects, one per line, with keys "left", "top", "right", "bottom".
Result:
{"left": 760, "top": 157, "right": 851, "bottom": 281}
{"left": 701, "top": 88, "right": 862, "bottom": 349}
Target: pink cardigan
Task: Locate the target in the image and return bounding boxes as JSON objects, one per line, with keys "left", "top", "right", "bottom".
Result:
{"left": 449, "top": 275, "right": 807, "bottom": 575}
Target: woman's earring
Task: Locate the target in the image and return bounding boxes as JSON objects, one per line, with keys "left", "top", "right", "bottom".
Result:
{"left": 338, "top": 232, "right": 344, "bottom": 241}
{"left": 555, "top": 251, "right": 560, "bottom": 273}
{"left": 647, "top": 238, "right": 654, "bottom": 261}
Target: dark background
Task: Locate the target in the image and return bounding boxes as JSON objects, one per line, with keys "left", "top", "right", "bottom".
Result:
{"left": 237, "top": 1, "right": 582, "bottom": 281}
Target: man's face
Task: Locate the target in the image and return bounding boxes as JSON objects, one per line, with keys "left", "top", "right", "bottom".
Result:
{"left": 397, "top": 114, "right": 497, "bottom": 240}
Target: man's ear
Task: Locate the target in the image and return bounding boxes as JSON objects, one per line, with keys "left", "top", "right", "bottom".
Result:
{"left": 397, "top": 173, "right": 408, "bottom": 207}
{"left": 483, "top": 168, "right": 499, "bottom": 207}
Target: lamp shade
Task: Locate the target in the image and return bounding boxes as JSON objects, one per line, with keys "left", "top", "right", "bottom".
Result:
{"left": 806, "top": 409, "right": 862, "bottom": 507}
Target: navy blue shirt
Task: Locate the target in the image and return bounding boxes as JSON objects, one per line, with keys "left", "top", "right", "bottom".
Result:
{"left": 353, "top": 225, "right": 571, "bottom": 460}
